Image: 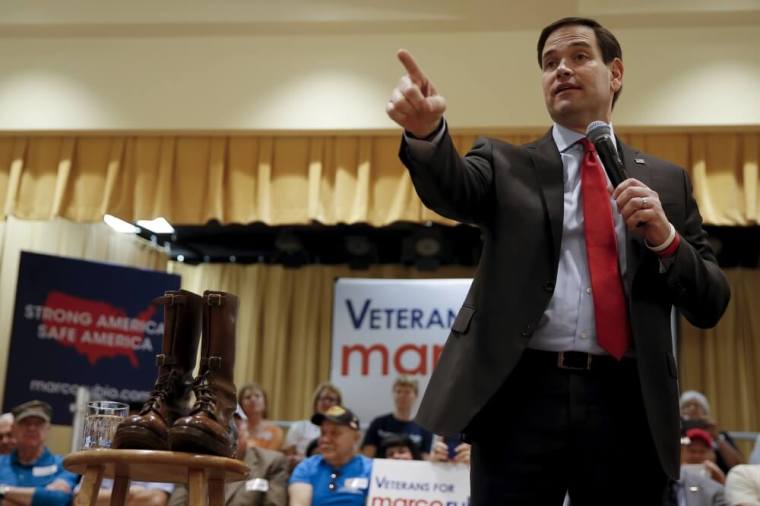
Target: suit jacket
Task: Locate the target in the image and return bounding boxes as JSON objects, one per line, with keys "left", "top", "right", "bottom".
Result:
{"left": 400, "top": 128, "right": 730, "bottom": 480}
{"left": 167, "top": 447, "right": 288, "bottom": 506}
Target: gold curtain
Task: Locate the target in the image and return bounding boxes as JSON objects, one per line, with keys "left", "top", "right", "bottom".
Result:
{"left": 169, "top": 262, "right": 475, "bottom": 421}
{"left": 680, "top": 269, "right": 760, "bottom": 452}
{"left": 1, "top": 131, "right": 757, "bottom": 226}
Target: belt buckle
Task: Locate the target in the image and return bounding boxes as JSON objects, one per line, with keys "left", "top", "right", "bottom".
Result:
{"left": 557, "top": 351, "right": 592, "bottom": 370}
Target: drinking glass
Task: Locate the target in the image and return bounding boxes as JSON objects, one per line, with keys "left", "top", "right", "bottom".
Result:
{"left": 82, "top": 401, "right": 129, "bottom": 449}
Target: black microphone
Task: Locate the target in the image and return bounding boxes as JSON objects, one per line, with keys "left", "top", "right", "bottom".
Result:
{"left": 586, "top": 121, "right": 628, "bottom": 188}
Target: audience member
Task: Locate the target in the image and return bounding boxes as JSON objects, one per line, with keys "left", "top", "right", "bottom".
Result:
{"left": 724, "top": 464, "right": 760, "bottom": 506}
{"left": 750, "top": 436, "right": 760, "bottom": 465}
{"left": 0, "top": 400, "right": 78, "bottom": 506}
{"left": 283, "top": 383, "right": 342, "bottom": 468}
{"left": 682, "top": 428, "right": 727, "bottom": 485}
{"left": 168, "top": 406, "right": 288, "bottom": 506}
{"left": 0, "top": 414, "right": 15, "bottom": 455}
{"left": 377, "top": 433, "right": 421, "bottom": 461}
{"left": 239, "top": 383, "right": 284, "bottom": 451}
{"left": 361, "top": 377, "right": 432, "bottom": 458}
{"left": 671, "top": 467, "right": 727, "bottom": 506}
{"left": 289, "top": 406, "right": 372, "bottom": 506}
{"left": 681, "top": 391, "right": 744, "bottom": 472}
{"left": 428, "top": 435, "right": 471, "bottom": 465}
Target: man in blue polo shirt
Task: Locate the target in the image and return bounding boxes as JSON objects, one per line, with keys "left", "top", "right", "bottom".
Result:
{"left": 289, "top": 406, "right": 372, "bottom": 506}
{"left": 0, "top": 400, "right": 78, "bottom": 506}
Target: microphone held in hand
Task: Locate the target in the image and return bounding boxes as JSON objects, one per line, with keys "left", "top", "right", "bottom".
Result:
{"left": 586, "top": 121, "right": 629, "bottom": 188}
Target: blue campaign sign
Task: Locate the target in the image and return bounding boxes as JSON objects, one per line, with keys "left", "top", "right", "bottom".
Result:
{"left": 2, "top": 252, "right": 181, "bottom": 425}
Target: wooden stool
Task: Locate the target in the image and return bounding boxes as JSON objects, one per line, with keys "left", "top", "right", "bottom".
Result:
{"left": 64, "top": 449, "right": 249, "bottom": 506}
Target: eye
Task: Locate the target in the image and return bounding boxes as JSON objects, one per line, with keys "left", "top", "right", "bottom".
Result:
{"left": 543, "top": 60, "right": 558, "bottom": 71}
{"left": 574, "top": 52, "right": 590, "bottom": 62}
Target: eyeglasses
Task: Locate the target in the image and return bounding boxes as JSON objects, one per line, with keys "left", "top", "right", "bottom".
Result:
{"left": 328, "top": 471, "right": 339, "bottom": 492}
{"left": 318, "top": 396, "right": 339, "bottom": 403}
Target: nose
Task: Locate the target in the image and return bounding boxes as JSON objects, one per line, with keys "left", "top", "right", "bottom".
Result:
{"left": 556, "top": 59, "right": 572, "bottom": 77}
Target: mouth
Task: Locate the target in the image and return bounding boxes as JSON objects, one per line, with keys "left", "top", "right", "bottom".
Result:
{"left": 554, "top": 84, "right": 581, "bottom": 96}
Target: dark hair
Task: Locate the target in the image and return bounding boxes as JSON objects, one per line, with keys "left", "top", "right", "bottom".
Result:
{"left": 537, "top": 17, "right": 623, "bottom": 107}
{"left": 305, "top": 438, "right": 320, "bottom": 457}
{"left": 378, "top": 433, "right": 422, "bottom": 460}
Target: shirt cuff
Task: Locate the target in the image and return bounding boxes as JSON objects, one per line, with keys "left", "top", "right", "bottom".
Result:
{"left": 403, "top": 119, "right": 446, "bottom": 162}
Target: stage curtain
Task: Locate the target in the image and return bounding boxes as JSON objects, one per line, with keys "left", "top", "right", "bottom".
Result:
{"left": 1, "top": 131, "right": 757, "bottom": 226}
{"left": 169, "top": 261, "right": 475, "bottom": 421}
{"left": 679, "top": 269, "right": 760, "bottom": 454}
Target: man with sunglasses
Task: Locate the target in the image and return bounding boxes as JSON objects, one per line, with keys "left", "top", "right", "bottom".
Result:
{"left": 289, "top": 406, "right": 372, "bottom": 506}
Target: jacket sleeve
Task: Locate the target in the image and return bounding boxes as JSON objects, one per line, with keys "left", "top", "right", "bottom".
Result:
{"left": 263, "top": 453, "right": 289, "bottom": 506}
{"left": 663, "top": 169, "right": 730, "bottom": 328}
{"left": 400, "top": 127, "right": 495, "bottom": 225}
{"left": 31, "top": 489, "right": 73, "bottom": 506}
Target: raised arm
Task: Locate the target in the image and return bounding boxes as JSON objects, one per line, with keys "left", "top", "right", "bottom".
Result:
{"left": 386, "top": 50, "right": 447, "bottom": 139}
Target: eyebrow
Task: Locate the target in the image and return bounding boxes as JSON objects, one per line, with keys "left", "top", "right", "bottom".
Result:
{"left": 542, "top": 41, "right": 593, "bottom": 62}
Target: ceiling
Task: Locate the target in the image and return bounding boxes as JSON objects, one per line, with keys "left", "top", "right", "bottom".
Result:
{"left": 1, "top": 0, "right": 759, "bottom": 36}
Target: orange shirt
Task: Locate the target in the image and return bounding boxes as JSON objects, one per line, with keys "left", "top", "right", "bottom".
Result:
{"left": 247, "top": 421, "right": 284, "bottom": 450}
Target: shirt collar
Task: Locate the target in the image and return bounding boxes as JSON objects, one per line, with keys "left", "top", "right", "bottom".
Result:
{"left": 552, "top": 122, "right": 617, "bottom": 153}
{"left": 10, "top": 447, "right": 51, "bottom": 467}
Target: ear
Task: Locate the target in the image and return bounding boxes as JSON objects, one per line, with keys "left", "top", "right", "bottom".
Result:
{"left": 609, "top": 57, "right": 624, "bottom": 93}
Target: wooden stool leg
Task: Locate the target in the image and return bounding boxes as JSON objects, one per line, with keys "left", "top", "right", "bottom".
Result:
{"left": 188, "top": 469, "right": 206, "bottom": 506}
{"left": 110, "top": 476, "right": 131, "bottom": 506}
{"left": 207, "top": 479, "right": 224, "bottom": 506}
{"left": 75, "top": 465, "right": 105, "bottom": 506}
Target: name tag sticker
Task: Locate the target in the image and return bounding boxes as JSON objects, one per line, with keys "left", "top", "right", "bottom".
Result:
{"left": 33, "top": 465, "right": 57, "bottom": 477}
{"left": 245, "top": 479, "right": 269, "bottom": 492}
{"left": 345, "top": 478, "right": 368, "bottom": 490}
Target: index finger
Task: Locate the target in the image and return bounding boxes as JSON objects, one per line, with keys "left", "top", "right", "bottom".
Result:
{"left": 397, "top": 49, "right": 427, "bottom": 83}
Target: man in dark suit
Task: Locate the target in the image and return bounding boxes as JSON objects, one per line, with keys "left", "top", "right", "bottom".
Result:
{"left": 386, "top": 16, "right": 730, "bottom": 505}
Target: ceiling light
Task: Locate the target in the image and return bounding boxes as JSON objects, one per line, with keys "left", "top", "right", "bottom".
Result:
{"left": 103, "top": 214, "right": 139, "bottom": 234}
{"left": 136, "top": 217, "right": 175, "bottom": 234}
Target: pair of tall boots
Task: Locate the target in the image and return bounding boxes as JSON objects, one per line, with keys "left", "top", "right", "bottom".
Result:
{"left": 113, "top": 289, "right": 239, "bottom": 458}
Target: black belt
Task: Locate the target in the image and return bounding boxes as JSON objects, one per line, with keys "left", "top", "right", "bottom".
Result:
{"left": 521, "top": 348, "right": 635, "bottom": 371}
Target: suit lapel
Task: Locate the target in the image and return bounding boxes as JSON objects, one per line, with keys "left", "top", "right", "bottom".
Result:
{"left": 527, "top": 130, "right": 564, "bottom": 264}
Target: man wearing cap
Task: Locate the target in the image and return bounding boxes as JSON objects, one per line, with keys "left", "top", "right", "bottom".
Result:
{"left": 289, "top": 406, "right": 372, "bottom": 506}
{"left": 168, "top": 406, "right": 288, "bottom": 506}
{"left": 0, "top": 414, "right": 15, "bottom": 455}
{"left": 681, "top": 390, "right": 745, "bottom": 473}
{"left": 0, "top": 400, "right": 78, "bottom": 506}
{"left": 681, "top": 428, "right": 726, "bottom": 485}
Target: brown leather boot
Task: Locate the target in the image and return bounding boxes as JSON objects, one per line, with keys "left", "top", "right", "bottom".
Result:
{"left": 168, "top": 290, "right": 239, "bottom": 457}
{"left": 112, "top": 290, "right": 202, "bottom": 450}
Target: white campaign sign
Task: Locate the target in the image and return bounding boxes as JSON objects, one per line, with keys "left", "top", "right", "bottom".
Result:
{"left": 368, "top": 459, "right": 470, "bottom": 506}
{"left": 330, "top": 278, "right": 471, "bottom": 427}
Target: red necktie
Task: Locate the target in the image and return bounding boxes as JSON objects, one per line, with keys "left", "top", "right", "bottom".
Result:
{"left": 580, "top": 138, "right": 631, "bottom": 359}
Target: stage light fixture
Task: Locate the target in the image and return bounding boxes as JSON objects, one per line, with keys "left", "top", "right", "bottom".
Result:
{"left": 136, "top": 217, "right": 175, "bottom": 234}
{"left": 103, "top": 214, "right": 139, "bottom": 234}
